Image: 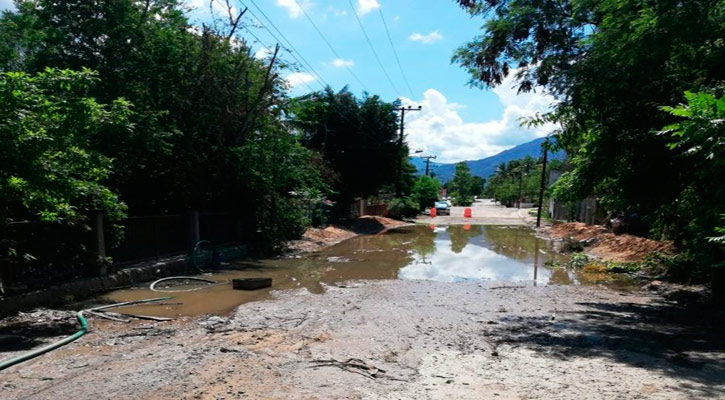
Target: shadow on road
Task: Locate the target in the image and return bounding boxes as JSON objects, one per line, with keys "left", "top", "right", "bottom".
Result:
{"left": 490, "top": 298, "right": 725, "bottom": 393}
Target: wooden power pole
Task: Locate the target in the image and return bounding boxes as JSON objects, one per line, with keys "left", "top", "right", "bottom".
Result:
{"left": 422, "top": 155, "right": 437, "bottom": 176}
{"left": 395, "top": 105, "right": 422, "bottom": 196}
{"left": 536, "top": 138, "right": 550, "bottom": 228}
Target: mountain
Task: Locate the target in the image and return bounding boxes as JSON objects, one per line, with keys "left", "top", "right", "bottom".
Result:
{"left": 410, "top": 137, "right": 565, "bottom": 183}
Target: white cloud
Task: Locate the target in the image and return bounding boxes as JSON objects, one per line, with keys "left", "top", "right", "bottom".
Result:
{"left": 331, "top": 58, "right": 354, "bottom": 68}
{"left": 0, "top": 0, "right": 15, "bottom": 11}
{"left": 393, "top": 16, "right": 400, "bottom": 22}
{"left": 276, "top": 0, "right": 311, "bottom": 19}
{"left": 356, "top": 0, "right": 380, "bottom": 16}
{"left": 401, "top": 71, "right": 557, "bottom": 163}
{"left": 254, "top": 47, "right": 272, "bottom": 59}
{"left": 327, "top": 5, "right": 347, "bottom": 16}
{"left": 408, "top": 30, "right": 443, "bottom": 44}
{"left": 285, "top": 72, "right": 317, "bottom": 89}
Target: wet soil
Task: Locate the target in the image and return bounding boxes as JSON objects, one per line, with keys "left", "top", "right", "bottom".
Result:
{"left": 1, "top": 281, "right": 723, "bottom": 399}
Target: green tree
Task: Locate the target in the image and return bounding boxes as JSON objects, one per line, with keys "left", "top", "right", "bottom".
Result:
{"left": 453, "top": 0, "right": 725, "bottom": 263}
{"left": 0, "top": 0, "right": 328, "bottom": 250}
{"left": 0, "top": 68, "right": 130, "bottom": 229}
{"left": 449, "top": 162, "right": 475, "bottom": 206}
{"left": 471, "top": 176, "right": 486, "bottom": 197}
{"left": 292, "top": 88, "right": 404, "bottom": 214}
{"left": 412, "top": 175, "right": 441, "bottom": 210}
{"left": 486, "top": 157, "right": 543, "bottom": 207}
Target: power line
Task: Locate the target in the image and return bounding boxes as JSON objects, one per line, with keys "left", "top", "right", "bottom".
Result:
{"left": 346, "top": 0, "right": 400, "bottom": 95}
{"left": 377, "top": 6, "right": 415, "bottom": 98}
{"left": 292, "top": 0, "right": 369, "bottom": 92}
{"left": 242, "top": 0, "right": 331, "bottom": 89}
{"left": 207, "top": 1, "right": 322, "bottom": 92}
{"left": 241, "top": 28, "right": 318, "bottom": 93}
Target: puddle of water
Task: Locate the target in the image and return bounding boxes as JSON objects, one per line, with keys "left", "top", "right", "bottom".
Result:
{"left": 101, "top": 225, "right": 633, "bottom": 317}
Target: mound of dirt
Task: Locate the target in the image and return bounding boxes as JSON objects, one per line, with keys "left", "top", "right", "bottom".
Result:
{"left": 544, "top": 222, "right": 674, "bottom": 262}
{"left": 286, "top": 216, "right": 409, "bottom": 254}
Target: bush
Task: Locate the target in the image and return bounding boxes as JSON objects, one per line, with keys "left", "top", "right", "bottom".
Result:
{"left": 412, "top": 176, "right": 440, "bottom": 210}
{"left": 388, "top": 197, "right": 419, "bottom": 220}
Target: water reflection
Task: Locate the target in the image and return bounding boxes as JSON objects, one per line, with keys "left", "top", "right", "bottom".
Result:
{"left": 103, "top": 225, "right": 631, "bottom": 317}
{"left": 398, "top": 225, "right": 564, "bottom": 283}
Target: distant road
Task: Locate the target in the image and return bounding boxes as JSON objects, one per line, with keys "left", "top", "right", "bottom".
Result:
{"left": 415, "top": 199, "right": 536, "bottom": 226}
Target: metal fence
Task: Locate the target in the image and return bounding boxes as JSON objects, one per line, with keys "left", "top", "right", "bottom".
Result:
{"left": 1, "top": 221, "right": 97, "bottom": 295}
{"left": 107, "top": 214, "right": 188, "bottom": 264}
{"left": 1, "top": 211, "right": 241, "bottom": 295}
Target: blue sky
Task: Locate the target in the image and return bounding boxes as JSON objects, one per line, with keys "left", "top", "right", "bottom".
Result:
{"left": 1, "top": 0, "right": 557, "bottom": 163}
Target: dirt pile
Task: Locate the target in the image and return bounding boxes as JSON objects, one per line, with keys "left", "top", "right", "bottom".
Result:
{"left": 286, "top": 216, "right": 409, "bottom": 253}
{"left": 544, "top": 222, "right": 674, "bottom": 262}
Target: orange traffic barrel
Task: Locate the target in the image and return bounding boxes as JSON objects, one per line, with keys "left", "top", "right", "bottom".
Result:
{"left": 430, "top": 207, "right": 437, "bottom": 217}
{"left": 464, "top": 207, "right": 472, "bottom": 218}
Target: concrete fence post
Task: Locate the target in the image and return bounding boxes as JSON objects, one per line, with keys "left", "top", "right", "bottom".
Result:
{"left": 188, "top": 210, "right": 200, "bottom": 253}
{"left": 93, "top": 211, "right": 107, "bottom": 276}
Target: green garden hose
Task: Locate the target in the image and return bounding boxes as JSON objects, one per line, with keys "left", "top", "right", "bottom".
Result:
{"left": 0, "top": 311, "right": 88, "bottom": 372}
{"left": 0, "top": 297, "right": 172, "bottom": 372}
{"left": 192, "top": 240, "right": 212, "bottom": 271}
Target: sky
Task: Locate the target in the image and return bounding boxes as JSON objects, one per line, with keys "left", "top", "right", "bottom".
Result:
{"left": 0, "top": 0, "right": 557, "bottom": 163}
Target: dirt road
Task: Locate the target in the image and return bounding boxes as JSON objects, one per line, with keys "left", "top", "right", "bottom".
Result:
{"left": 416, "top": 199, "right": 536, "bottom": 226}
{"left": 2, "top": 280, "right": 723, "bottom": 399}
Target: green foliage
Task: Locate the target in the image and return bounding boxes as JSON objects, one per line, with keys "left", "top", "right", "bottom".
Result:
{"left": 291, "top": 88, "right": 405, "bottom": 214}
{"left": 449, "top": 162, "right": 479, "bottom": 206}
{"left": 0, "top": 69, "right": 129, "bottom": 229}
{"left": 387, "top": 197, "right": 419, "bottom": 220}
{"left": 0, "top": 0, "right": 330, "bottom": 254}
{"left": 412, "top": 175, "right": 440, "bottom": 210}
{"left": 568, "top": 253, "right": 591, "bottom": 269}
{"left": 455, "top": 0, "right": 725, "bottom": 271}
{"left": 486, "top": 156, "right": 541, "bottom": 207}
{"left": 659, "top": 92, "right": 725, "bottom": 264}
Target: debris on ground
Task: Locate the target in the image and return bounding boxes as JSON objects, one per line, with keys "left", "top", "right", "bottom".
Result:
{"left": 2, "top": 281, "right": 723, "bottom": 399}
{"left": 542, "top": 222, "right": 674, "bottom": 262}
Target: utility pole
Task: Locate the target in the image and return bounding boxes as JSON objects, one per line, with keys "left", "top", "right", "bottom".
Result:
{"left": 422, "top": 155, "right": 437, "bottom": 176}
{"left": 536, "top": 138, "right": 550, "bottom": 228}
{"left": 395, "top": 105, "right": 422, "bottom": 196}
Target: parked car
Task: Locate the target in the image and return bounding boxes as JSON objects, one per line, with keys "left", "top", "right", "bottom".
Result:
{"left": 435, "top": 201, "right": 450, "bottom": 216}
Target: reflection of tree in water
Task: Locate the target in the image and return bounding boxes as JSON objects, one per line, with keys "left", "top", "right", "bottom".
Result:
{"left": 408, "top": 226, "right": 436, "bottom": 258}
{"left": 480, "top": 226, "right": 549, "bottom": 261}
{"left": 447, "top": 225, "right": 483, "bottom": 253}
{"left": 276, "top": 227, "right": 422, "bottom": 288}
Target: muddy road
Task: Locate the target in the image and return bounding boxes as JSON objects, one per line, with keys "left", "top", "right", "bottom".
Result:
{"left": 2, "top": 202, "right": 724, "bottom": 399}
{"left": 2, "top": 281, "right": 723, "bottom": 399}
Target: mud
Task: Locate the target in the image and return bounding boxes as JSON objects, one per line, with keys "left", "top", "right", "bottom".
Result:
{"left": 94, "top": 225, "right": 633, "bottom": 318}
{"left": 2, "top": 281, "right": 723, "bottom": 399}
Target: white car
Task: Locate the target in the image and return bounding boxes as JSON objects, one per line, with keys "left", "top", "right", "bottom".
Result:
{"left": 434, "top": 201, "right": 451, "bottom": 216}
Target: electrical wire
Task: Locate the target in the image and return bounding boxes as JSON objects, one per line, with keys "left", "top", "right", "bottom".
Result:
{"left": 292, "top": 0, "right": 369, "bottom": 92}
{"left": 243, "top": 0, "right": 331, "bottom": 89}
{"left": 208, "top": 0, "right": 322, "bottom": 92}
{"left": 377, "top": 6, "right": 415, "bottom": 98}
{"left": 346, "top": 0, "right": 400, "bottom": 95}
